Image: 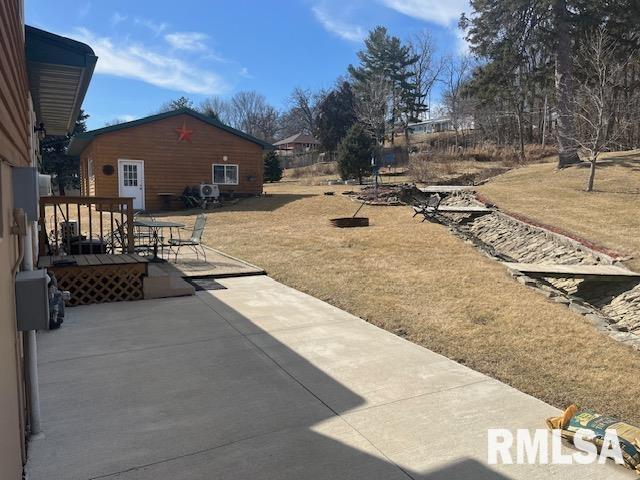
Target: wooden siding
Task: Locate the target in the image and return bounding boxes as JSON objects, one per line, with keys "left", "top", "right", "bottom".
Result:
{"left": 0, "top": 2, "right": 29, "bottom": 478}
{"left": 0, "top": 0, "right": 29, "bottom": 167}
{"left": 80, "top": 114, "right": 264, "bottom": 211}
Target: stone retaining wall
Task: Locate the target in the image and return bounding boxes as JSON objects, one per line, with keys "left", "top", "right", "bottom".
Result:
{"left": 435, "top": 192, "right": 640, "bottom": 340}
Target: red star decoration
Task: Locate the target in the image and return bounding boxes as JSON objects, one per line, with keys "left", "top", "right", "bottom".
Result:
{"left": 175, "top": 122, "right": 194, "bottom": 142}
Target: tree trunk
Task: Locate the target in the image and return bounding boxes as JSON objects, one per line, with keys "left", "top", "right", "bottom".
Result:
{"left": 517, "top": 111, "right": 525, "bottom": 161}
{"left": 553, "top": 0, "right": 581, "bottom": 168}
{"left": 587, "top": 157, "right": 597, "bottom": 192}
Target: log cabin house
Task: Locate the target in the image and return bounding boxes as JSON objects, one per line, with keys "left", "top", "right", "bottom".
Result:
{"left": 68, "top": 108, "right": 272, "bottom": 211}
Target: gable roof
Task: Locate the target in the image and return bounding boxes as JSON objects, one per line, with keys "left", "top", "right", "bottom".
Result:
{"left": 67, "top": 107, "right": 273, "bottom": 155}
{"left": 273, "top": 132, "right": 319, "bottom": 146}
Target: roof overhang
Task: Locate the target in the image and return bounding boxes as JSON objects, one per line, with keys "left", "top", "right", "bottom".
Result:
{"left": 25, "top": 25, "right": 97, "bottom": 136}
{"left": 68, "top": 108, "right": 273, "bottom": 156}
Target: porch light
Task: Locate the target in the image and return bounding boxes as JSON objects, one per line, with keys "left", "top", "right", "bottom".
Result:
{"left": 34, "top": 122, "right": 46, "bottom": 140}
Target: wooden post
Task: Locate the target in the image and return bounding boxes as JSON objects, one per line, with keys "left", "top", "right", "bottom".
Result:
{"left": 125, "top": 198, "right": 135, "bottom": 254}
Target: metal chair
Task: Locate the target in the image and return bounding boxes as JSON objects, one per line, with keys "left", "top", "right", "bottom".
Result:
{"left": 412, "top": 194, "right": 442, "bottom": 222}
{"left": 168, "top": 214, "right": 208, "bottom": 262}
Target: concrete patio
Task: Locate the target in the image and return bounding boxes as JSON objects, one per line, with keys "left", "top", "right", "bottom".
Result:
{"left": 27, "top": 275, "right": 633, "bottom": 479}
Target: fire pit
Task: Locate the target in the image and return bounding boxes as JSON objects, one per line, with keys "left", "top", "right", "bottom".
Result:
{"left": 329, "top": 217, "right": 369, "bottom": 228}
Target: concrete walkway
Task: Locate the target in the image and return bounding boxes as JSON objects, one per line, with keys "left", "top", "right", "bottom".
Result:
{"left": 27, "top": 276, "right": 633, "bottom": 479}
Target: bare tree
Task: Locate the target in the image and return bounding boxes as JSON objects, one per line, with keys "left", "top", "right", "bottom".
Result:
{"left": 408, "top": 30, "right": 443, "bottom": 121}
{"left": 441, "top": 55, "right": 474, "bottom": 146}
{"left": 104, "top": 118, "right": 128, "bottom": 127}
{"left": 287, "top": 87, "right": 323, "bottom": 134}
{"left": 199, "top": 96, "right": 232, "bottom": 124}
{"left": 216, "top": 91, "right": 279, "bottom": 142}
{"left": 354, "top": 74, "right": 391, "bottom": 151}
{"left": 553, "top": 0, "right": 581, "bottom": 167}
{"left": 570, "top": 28, "right": 636, "bottom": 191}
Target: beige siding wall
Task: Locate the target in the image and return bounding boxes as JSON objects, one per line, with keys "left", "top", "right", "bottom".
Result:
{"left": 0, "top": 163, "right": 26, "bottom": 480}
{"left": 0, "top": 0, "right": 29, "bottom": 478}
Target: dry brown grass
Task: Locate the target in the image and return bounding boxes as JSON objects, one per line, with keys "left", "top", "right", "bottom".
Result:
{"left": 165, "top": 178, "right": 640, "bottom": 424}
{"left": 478, "top": 150, "right": 640, "bottom": 270}
{"left": 408, "top": 144, "right": 558, "bottom": 185}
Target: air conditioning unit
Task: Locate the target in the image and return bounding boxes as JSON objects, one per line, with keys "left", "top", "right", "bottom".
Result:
{"left": 200, "top": 183, "right": 220, "bottom": 199}
{"left": 60, "top": 221, "right": 78, "bottom": 240}
{"left": 39, "top": 174, "right": 52, "bottom": 196}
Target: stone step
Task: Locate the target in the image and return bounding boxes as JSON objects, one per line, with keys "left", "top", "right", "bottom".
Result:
{"left": 143, "top": 273, "right": 195, "bottom": 299}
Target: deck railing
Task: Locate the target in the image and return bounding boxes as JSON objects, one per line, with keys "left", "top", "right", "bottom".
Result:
{"left": 39, "top": 196, "right": 135, "bottom": 255}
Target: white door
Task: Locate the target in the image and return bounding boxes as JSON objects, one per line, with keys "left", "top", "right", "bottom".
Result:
{"left": 118, "top": 160, "right": 145, "bottom": 209}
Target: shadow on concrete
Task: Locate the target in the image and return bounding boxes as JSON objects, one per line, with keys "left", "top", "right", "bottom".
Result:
{"left": 28, "top": 286, "right": 517, "bottom": 480}
{"left": 421, "top": 458, "right": 512, "bottom": 479}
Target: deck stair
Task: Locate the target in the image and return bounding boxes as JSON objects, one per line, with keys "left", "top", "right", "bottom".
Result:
{"left": 143, "top": 264, "right": 195, "bottom": 299}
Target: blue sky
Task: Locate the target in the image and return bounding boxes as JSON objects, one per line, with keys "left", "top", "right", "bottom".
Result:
{"left": 26, "top": 0, "right": 470, "bottom": 130}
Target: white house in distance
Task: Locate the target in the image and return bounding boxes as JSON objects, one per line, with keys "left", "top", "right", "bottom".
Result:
{"left": 407, "top": 116, "right": 475, "bottom": 135}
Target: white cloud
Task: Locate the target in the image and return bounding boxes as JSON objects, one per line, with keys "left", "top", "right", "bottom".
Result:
{"left": 110, "top": 12, "right": 127, "bottom": 26}
{"left": 312, "top": 5, "right": 364, "bottom": 42}
{"left": 69, "top": 28, "right": 228, "bottom": 95}
{"left": 165, "top": 32, "right": 208, "bottom": 51}
{"left": 380, "top": 0, "right": 469, "bottom": 27}
{"left": 239, "top": 67, "right": 252, "bottom": 78}
{"left": 455, "top": 29, "right": 470, "bottom": 54}
{"left": 133, "top": 17, "right": 168, "bottom": 35}
{"left": 119, "top": 114, "right": 136, "bottom": 122}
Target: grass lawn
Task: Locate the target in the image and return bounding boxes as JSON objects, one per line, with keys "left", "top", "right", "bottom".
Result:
{"left": 166, "top": 169, "right": 640, "bottom": 425}
{"left": 478, "top": 150, "right": 640, "bottom": 270}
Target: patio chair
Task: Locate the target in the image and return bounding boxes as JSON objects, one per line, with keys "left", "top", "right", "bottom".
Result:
{"left": 107, "top": 220, "right": 150, "bottom": 255}
{"left": 133, "top": 211, "right": 163, "bottom": 246}
{"left": 105, "top": 220, "right": 126, "bottom": 253}
{"left": 168, "top": 214, "right": 208, "bottom": 262}
{"left": 412, "top": 194, "right": 442, "bottom": 222}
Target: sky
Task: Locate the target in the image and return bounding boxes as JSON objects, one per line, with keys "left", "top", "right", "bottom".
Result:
{"left": 25, "top": 0, "right": 471, "bottom": 130}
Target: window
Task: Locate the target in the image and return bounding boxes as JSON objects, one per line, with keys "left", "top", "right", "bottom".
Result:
{"left": 123, "top": 164, "right": 138, "bottom": 186}
{"left": 212, "top": 164, "right": 238, "bottom": 185}
{"left": 87, "top": 159, "right": 94, "bottom": 179}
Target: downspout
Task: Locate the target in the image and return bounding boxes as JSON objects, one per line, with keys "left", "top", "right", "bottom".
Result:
{"left": 24, "top": 96, "right": 43, "bottom": 439}
{"left": 21, "top": 225, "right": 43, "bottom": 439}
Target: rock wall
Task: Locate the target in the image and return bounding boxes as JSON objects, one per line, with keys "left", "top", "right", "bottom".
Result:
{"left": 435, "top": 193, "right": 640, "bottom": 336}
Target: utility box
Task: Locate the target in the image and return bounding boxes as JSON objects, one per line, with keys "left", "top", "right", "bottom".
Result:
{"left": 12, "top": 167, "right": 39, "bottom": 222}
{"left": 15, "top": 269, "right": 49, "bottom": 331}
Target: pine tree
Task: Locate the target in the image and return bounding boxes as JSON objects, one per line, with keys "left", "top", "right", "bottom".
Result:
{"left": 348, "top": 27, "right": 420, "bottom": 144}
{"left": 316, "top": 81, "right": 357, "bottom": 151}
{"left": 337, "top": 124, "right": 374, "bottom": 184}
{"left": 263, "top": 150, "right": 283, "bottom": 183}
{"left": 41, "top": 110, "right": 88, "bottom": 195}
{"left": 158, "top": 96, "right": 194, "bottom": 113}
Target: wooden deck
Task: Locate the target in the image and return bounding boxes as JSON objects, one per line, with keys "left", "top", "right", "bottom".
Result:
{"left": 38, "top": 254, "right": 147, "bottom": 268}
{"left": 38, "top": 254, "right": 148, "bottom": 306}
{"left": 503, "top": 262, "right": 640, "bottom": 281}
{"left": 153, "top": 245, "right": 265, "bottom": 279}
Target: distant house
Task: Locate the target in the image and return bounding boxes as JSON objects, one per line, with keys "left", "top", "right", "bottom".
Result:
{"left": 68, "top": 108, "right": 272, "bottom": 210}
{"left": 273, "top": 133, "right": 320, "bottom": 155}
{"left": 407, "top": 116, "right": 475, "bottom": 135}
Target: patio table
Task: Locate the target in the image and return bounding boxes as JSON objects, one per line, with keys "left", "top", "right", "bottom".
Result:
{"left": 133, "top": 219, "right": 185, "bottom": 262}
